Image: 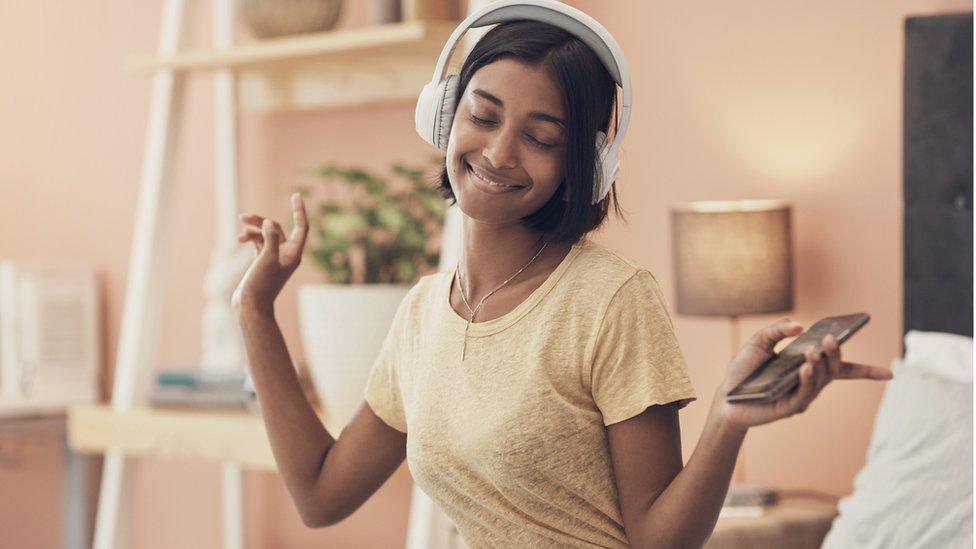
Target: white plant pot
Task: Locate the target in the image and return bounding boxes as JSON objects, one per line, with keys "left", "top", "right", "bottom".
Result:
{"left": 297, "top": 283, "right": 410, "bottom": 429}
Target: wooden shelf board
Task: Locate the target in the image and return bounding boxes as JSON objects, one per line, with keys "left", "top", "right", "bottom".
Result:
{"left": 124, "top": 20, "right": 457, "bottom": 111}
{"left": 67, "top": 404, "right": 337, "bottom": 471}
{"left": 124, "top": 20, "right": 456, "bottom": 73}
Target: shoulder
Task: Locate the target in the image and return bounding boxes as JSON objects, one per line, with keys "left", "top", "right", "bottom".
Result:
{"left": 391, "top": 270, "right": 450, "bottom": 322}
{"left": 412, "top": 270, "right": 450, "bottom": 301}
{"left": 569, "top": 240, "right": 666, "bottom": 303}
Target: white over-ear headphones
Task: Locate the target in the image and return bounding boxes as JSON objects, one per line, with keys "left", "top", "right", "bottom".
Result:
{"left": 414, "top": 0, "right": 633, "bottom": 205}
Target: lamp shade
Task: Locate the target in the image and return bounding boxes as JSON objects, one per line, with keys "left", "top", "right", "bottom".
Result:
{"left": 671, "top": 200, "right": 793, "bottom": 316}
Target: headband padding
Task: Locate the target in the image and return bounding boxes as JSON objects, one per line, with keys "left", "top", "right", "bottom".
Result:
{"left": 435, "top": 75, "right": 459, "bottom": 151}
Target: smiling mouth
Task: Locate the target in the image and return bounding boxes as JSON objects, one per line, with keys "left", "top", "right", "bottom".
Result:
{"left": 466, "top": 162, "right": 526, "bottom": 189}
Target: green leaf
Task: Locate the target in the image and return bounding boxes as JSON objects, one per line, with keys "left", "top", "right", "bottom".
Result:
{"left": 395, "top": 258, "right": 417, "bottom": 283}
{"left": 363, "top": 177, "right": 389, "bottom": 196}
{"left": 375, "top": 203, "right": 405, "bottom": 231}
{"left": 300, "top": 159, "right": 446, "bottom": 284}
{"left": 400, "top": 223, "right": 426, "bottom": 249}
{"left": 315, "top": 165, "right": 340, "bottom": 178}
{"left": 420, "top": 194, "right": 447, "bottom": 219}
{"left": 392, "top": 163, "right": 425, "bottom": 180}
{"left": 324, "top": 211, "right": 367, "bottom": 238}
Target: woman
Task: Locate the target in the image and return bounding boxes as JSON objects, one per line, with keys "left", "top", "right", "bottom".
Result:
{"left": 233, "top": 15, "right": 893, "bottom": 549}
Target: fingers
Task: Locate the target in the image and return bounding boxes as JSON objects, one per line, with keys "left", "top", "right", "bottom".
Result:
{"left": 237, "top": 225, "right": 263, "bottom": 253}
{"left": 289, "top": 193, "right": 309, "bottom": 247}
{"left": 240, "top": 192, "right": 307, "bottom": 257}
{"left": 783, "top": 352, "right": 817, "bottom": 414}
{"left": 817, "top": 333, "right": 893, "bottom": 381}
{"left": 238, "top": 225, "right": 263, "bottom": 239}
{"left": 821, "top": 334, "right": 843, "bottom": 378}
{"left": 807, "top": 344, "right": 830, "bottom": 400}
{"left": 784, "top": 335, "right": 893, "bottom": 417}
{"left": 785, "top": 344, "right": 829, "bottom": 413}
{"left": 836, "top": 361, "right": 895, "bottom": 380}
{"left": 260, "top": 219, "right": 280, "bottom": 262}
{"left": 239, "top": 213, "right": 264, "bottom": 226}
{"left": 239, "top": 213, "right": 286, "bottom": 244}
{"left": 747, "top": 318, "right": 804, "bottom": 354}
{"left": 809, "top": 334, "right": 840, "bottom": 400}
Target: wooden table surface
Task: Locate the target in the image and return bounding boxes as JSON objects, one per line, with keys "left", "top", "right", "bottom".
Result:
{"left": 705, "top": 497, "right": 839, "bottom": 549}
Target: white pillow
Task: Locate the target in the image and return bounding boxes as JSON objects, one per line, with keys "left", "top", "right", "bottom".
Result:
{"left": 902, "top": 330, "right": 973, "bottom": 383}
{"left": 821, "top": 331, "right": 973, "bottom": 549}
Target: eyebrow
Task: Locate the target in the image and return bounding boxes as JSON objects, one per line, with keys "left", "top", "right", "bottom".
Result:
{"left": 471, "top": 88, "right": 566, "bottom": 128}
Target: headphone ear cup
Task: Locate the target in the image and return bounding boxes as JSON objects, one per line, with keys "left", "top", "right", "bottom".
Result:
{"left": 595, "top": 130, "right": 608, "bottom": 150}
{"left": 414, "top": 74, "right": 459, "bottom": 150}
{"left": 415, "top": 81, "right": 438, "bottom": 147}
{"left": 599, "top": 146, "right": 620, "bottom": 202}
{"left": 591, "top": 131, "right": 610, "bottom": 204}
{"left": 434, "top": 74, "right": 459, "bottom": 151}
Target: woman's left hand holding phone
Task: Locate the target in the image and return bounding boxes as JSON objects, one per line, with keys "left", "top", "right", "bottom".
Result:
{"left": 711, "top": 318, "right": 894, "bottom": 434}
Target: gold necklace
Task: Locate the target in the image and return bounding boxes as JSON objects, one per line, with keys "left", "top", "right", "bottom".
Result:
{"left": 454, "top": 240, "right": 550, "bottom": 362}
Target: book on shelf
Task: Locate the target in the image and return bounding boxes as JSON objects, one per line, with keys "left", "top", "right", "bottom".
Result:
{"left": 156, "top": 369, "right": 247, "bottom": 389}
{"left": 152, "top": 368, "right": 255, "bottom": 411}
{"left": 150, "top": 365, "right": 314, "bottom": 413}
{"left": 150, "top": 387, "right": 249, "bottom": 410}
{"left": 718, "top": 484, "right": 778, "bottom": 519}
{"left": 718, "top": 505, "right": 766, "bottom": 519}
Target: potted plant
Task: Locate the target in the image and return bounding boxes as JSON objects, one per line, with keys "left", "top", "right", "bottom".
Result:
{"left": 292, "top": 159, "right": 446, "bottom": 428}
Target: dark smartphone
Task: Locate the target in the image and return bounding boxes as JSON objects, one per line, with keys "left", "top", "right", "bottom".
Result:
{"left": 725, "top": 313, "right": 870, "bottom": 403}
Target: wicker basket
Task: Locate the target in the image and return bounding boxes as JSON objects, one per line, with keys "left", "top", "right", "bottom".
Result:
{"left": 239, "top": 0, "right": 343, "bottom": 38}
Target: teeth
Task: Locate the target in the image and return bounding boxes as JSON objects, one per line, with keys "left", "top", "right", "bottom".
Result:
{"left": 470, "top": 164, "right": 519, "bottom": 188}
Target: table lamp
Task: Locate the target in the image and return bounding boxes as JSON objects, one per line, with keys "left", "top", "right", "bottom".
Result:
{"left": 670, "top": 199, "right": 794, "bottom": 513}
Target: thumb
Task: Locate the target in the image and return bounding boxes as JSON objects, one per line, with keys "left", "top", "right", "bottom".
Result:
{"left": 261, "top": 219, "right": 279, "bottom": 263}
{"left": 749, "top": 318, "right": 804, "bottom": 354}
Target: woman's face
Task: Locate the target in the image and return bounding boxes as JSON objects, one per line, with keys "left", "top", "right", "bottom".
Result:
{"left": 446, "top": 58, "right": 567, "bottom": 225}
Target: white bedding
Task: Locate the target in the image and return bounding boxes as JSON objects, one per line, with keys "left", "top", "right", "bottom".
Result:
{"left": 821, "top": 330, "right": 973, "bottom": 549}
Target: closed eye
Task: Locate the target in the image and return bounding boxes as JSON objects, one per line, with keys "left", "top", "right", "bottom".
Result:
{"left": 467, "top": 115, "right": 558, "bottom": 150}
{"left": 468, "top": 115, "right": 495, "bottom": 127}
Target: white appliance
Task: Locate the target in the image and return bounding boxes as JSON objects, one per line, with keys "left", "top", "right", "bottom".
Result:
{"left": 0, "top": 260, "right": 101, "bottom": 414}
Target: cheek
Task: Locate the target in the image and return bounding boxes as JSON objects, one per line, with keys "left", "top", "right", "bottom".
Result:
{"left": 448, "top": 117, "right": 478, "bottom": 152}
{"left": 527, "top": 157, "right": 565, "bottom": 190}
{"left": 446, "top": 122, "right": 483, "bottom": 177}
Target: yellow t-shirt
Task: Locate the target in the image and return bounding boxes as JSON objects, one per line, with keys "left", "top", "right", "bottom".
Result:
{"left": 364, "top": 239, "right": 697, "bottom": 548}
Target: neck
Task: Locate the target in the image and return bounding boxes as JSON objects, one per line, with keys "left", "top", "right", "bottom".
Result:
{"left": 457, "top": 217, "right": 572, "bottom": 301}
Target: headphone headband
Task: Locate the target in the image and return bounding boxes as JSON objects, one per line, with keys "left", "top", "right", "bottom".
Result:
{"left": 417, "top": 0, "right": 632, "bottom": 203}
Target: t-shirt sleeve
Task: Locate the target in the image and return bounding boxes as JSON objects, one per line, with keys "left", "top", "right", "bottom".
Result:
{"left": 363, "top": 291, "right": 411, "bottom": 433}
{"left": 589, "top": 270, "right": 698, "bottom": 426}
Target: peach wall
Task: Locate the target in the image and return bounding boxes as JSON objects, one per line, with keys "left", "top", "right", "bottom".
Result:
{"left": 0, "top": 0, "right": 969, "bottom": 547}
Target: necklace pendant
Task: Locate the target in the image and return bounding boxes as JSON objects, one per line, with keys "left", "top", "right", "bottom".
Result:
{"left": 454, "top": 239, "right": 549, "bottom": 365}
{"left": 461, "top": 316, "right": 471, "bottom": 362}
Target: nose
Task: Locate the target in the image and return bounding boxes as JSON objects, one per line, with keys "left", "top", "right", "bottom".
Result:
{"left": 482, "top": 128, "right": 519, "bottom": 170}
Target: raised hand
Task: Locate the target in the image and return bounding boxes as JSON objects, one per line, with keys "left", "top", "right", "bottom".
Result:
{"left": 232, "top": 193, "right": 309, "bottom": 316}
{"left": 712, "top": 318, "right": 894, "bottom": 432}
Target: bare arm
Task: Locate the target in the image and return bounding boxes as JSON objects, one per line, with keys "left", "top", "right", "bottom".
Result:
{"left": 237, "top": 304, "right": 406, "bottom": 528}
{"left": 608, "top": 398, "right": 745, "bottom": 549}
{"left": 611, "top": 319, "right": 891, "bottom": 547}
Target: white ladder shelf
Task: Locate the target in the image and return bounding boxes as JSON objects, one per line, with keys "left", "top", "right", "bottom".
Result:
{"left": 91, "top": 0, "right": 247, "bottom": 548}
{"left": 89, "top": 1, "right": 480, "bottom": 548}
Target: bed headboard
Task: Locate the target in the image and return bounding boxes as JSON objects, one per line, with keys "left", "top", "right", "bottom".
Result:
{"left": 903, "top": 12, "right": 973, "bottom": 345}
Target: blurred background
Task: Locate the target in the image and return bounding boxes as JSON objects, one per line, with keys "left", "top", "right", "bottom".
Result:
{"left": 0, "top": 0, "right": 971, "bottom": 548}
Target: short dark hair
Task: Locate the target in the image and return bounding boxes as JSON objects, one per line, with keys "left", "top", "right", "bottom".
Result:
{"left": 434, "top": 20, "right": 626, "bottom": 245}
